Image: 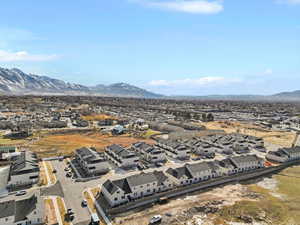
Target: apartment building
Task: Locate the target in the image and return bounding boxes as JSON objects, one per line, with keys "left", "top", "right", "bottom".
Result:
{"left": 105, "top": 144, "right": 139, "bottom": 168}
{"left": 75, "top": 147, "right": 110, "bottom": 176}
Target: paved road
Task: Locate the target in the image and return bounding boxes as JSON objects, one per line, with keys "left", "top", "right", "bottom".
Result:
{"left": 51, "top": 160, "right": 100, "bottom": 225}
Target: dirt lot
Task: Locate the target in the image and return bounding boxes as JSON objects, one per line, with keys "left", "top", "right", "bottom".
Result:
{"left": 81, "top": 113, "right": 117, "bottom": 121}
{"left": 29, "top": 131, "right": 155, "bottom": 158}
{"left": 202, "top": 121, "right": 296, "bottom": 147}
{"left": 114, "top": 184, "right": 257, "bottom": 225}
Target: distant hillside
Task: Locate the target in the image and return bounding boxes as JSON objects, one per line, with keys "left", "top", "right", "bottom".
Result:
{"left": 90, "top": 82, "right": 163, "bottom": 98}
{"left": 273, "top": 90, "right": 300, "bottom": 98}
{"left": 0, "top": 67, "right": 162, "bottom": 98}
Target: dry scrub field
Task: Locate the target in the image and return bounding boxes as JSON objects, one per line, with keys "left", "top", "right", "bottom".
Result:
{"left": 81, "top": 113, "right": 116, "bottom": 121}
{"left": 203, "top": 121, "right": 296, "bottom": 147}
{"left": 217, "top": 166, "right": 300, "bottom": 225}
{"left": 30, "top": 131, "right": 155, "bottom": 157}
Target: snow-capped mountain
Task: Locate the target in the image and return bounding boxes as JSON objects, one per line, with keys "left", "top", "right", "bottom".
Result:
{"left": 0, "top": 67, "right": 162, "bottom": 98}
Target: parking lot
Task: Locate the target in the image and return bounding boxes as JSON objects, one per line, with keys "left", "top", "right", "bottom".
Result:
{"left": 51, "top": 160, "right": 100, "bottom": 225}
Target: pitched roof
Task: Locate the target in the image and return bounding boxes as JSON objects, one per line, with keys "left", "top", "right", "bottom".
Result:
{"left": 14, "top": 195, "right": 37, "bottom": 222}
{"left": 126, "top": 172, "right": 157, "bottom": 187}
{"left": 0, "top": 200, "right": 15, "bottom": 219}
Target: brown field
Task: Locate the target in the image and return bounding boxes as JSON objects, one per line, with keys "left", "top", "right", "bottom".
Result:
{"left": 81, "top": 113, "right": 117, "bottom": 121}
{"left": 217, "top": 166, "right": 300, "bottom": 225}
{"left": 30, "top": 131, "right": 155, "bottom": 157}
{"left": 202, "top": 121, "right": 296, "bottom": 147}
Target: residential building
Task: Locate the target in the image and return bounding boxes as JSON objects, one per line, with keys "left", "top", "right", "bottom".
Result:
{"left": 0, "top": 193, "right": 44, "bottom": 225}
{"left": 131, "top": 142, "right": 166, "bottom": 163}
{"left": 75, "top": 147, "right": 110, "bottom": 176}
{"left": 7, "top": 152, "right": 40, "bottom": 191}
{"left": 101, "top": 171, "right": 173, "bottom": 207}
{"left": 228, "top": 155, "right": 264, "bottom": 173}
{"left": 105, "top": 144, "right": 139, "bottom": 168}
{"left": 266, "top": 147, "right": 300, "bottom": 163}
{"left": 157, "top": 140, "right": 190, "bottom": 160}
{"left": 166, "top": 162, "right": 216, "bottom": 186}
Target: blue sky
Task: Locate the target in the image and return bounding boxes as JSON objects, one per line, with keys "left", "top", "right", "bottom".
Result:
{"left": 0, "top": 0, "right": 299, "bottom": 95}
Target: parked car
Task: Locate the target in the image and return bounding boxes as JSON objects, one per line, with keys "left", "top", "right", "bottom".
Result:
{"left": 149, "top": 215, "right": 162, "bottom": 224}
{"left": 81, "top": 200, "right": 88, "bottom": 207}
{"left": 64, "top": 167, "right": 70, "bottom": 171}
{"left": 66, "top": 172, "right": 72, "bottom": 177}
{"left": 52, "top": 169, "right": 57, "bottom": 173}
{"left": 15, "top": 190, "right": 27, "bottom": 196}
{"left": 155, "top": 162, "right": 164, "bottom": 167}
{"left": 137, "top": 163, "right": 144, "bottom": 170}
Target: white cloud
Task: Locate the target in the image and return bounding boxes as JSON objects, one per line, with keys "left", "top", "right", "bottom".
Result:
{"left": 130, "top": 0, "right": 224, "bottom": 14}
{"left": 0, "top": 50, "right": 58, "bottom": 62}
{"left": 264, "top": 69, "right": 273, "bottom": 75}
{"left": 276, "top": 0, "right": 300, "bottom": 5}
{"left": 149, "top": 76, "right": 241, "bottom": 87}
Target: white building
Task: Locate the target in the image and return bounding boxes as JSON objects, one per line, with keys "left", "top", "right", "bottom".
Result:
{"left": 166, "top": 162, "right": 217, "bottom": 186}
{"left": 105, "top": 144, "right": 139, "bottom": 168}
{"left": 0, "top": 166, "right": 10, "bottom": 196}
{"left": 157, "top": 140, "right": 190, "bottom": 160}
{"left": 0, "top": 193, "right": 44, "bottom": 225}
{"left": 229, "top": 155, "right": 264, "bottom": 173}
{"left": 75, "top": 147, "right": 110, "bottom": 176}
{"left": 101, "top": 171, "right": 173, "bottom": 207}
{"left": 266, "top": 147, "right": 300, "bottom": 163}
{"left": 131, "top": 142, "right": 166, "bottom": 163}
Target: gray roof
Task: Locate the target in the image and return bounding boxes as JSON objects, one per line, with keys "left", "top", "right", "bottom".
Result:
{"left": 186, "top": 162, "right": 211, "bottom": 176}
{"left": 153, "top": 171, "right": 169, "bottom": 185}
{"left": 0, "top": 194, "right": 40, "bottom": 222}
{"left": 103, "top": 171, "right": 162, "bottom": 195}
{"left": 229, "top": 155, "right": 263, "bottom": 167}
{"left": 107, "top": 144, "right": 137, "bottom": 158}
{"left": 166, "top": 167, "right": 192, "bottom": 179}
{"left": 126, "top": 172, "right": 157, "bottom": 187}
{"left": 14, "top": 195, "right": 37, "bottom": 222}
{"left": 0, "top": 200, "right": 15, "bottom": 219}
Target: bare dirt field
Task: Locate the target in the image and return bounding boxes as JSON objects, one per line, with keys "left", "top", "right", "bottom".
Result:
{"left": 81, "top": 113, "right": 117, "bottom": 121}
{"left": 114, "top": 184, "right": 257, "bottom": 225}
{"left": 29, "top": 131, "right": 155, "bottom": 158}
{"left": 202, "top": 121, "right": 296, "bottom": 147}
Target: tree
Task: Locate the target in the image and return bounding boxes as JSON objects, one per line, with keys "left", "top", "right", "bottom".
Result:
{"left": 202, "top": 113, "right": 207, "bottom": 122}
{"left": 207, "top": 113, "right": 214, "bottom": 122}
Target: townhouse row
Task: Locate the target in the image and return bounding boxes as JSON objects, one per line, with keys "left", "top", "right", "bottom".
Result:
{"left": 101, "top": 154, "right": 264, "bottom": 207}
{"left": 266, "top": 146, "right": 300, "bottom": 163}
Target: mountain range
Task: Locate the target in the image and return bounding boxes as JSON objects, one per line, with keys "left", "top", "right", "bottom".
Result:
{"left": 0, "top": 67, "right": 300, "bottom": 100}
{"left": 0, "top": 67, "right": 162, "bottom": 98}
